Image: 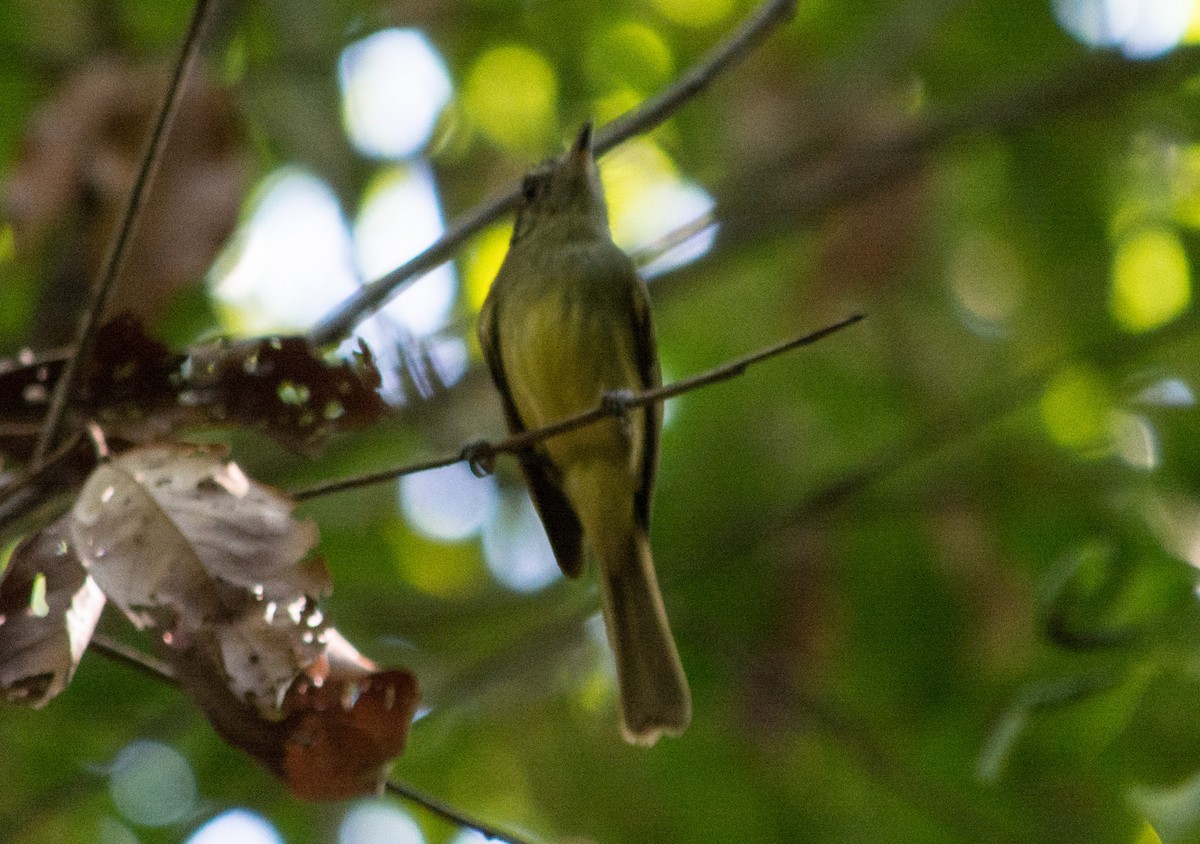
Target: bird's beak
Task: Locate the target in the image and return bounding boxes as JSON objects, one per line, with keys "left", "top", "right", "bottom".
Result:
{"left": 569, "top": 120, "right": 595, "bottom": 169}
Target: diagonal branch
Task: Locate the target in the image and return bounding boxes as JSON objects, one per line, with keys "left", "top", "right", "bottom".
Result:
{"left": 30, "top": 0, "right": 215, "bottom": 467}
{"left": 88, "top": 636, "right": 535, "bottom": 844}
{"left": 308, "top": 0, "right": 797, "bottom": 346}
{"left": 292, "top": 313, "right": 863, "bottom": 501}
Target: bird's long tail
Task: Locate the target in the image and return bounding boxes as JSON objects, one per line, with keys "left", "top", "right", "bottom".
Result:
{"left": 599, "top": 528, "right": 691, "bottom": 745}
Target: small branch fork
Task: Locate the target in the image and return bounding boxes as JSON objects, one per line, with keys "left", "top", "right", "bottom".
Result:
{"left": 293, "top": 314, "right": 864, "bottom": 502}
{"left": 30, "top": 0, "right": 215, "bottom": 468}
{"left": 308, "top": 0, "right": 798, "bottom": 346}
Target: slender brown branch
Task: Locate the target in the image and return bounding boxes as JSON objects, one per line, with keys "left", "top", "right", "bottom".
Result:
{"left": 88, "top": 636, "right": 531, "bottom": 843}
{"left": 29, "top": 0, "right": 214, "bottom": 467}
{"left": 90, "top": 632, "right": 177, "bottom": 682}
{"left": 293, "top": 313, "right": 863, "bottom": 501}
{"left": 385, "top": 780, "right": 537, "bottom": 844}
{"left": 308, "top": 0, "right": 796, "bottom": 346}
{"left": 636, "top": 47, "right": 1200, "bottom": 272}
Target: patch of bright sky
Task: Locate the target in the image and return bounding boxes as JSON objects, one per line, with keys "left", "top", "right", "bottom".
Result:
{"left": 599, "top": 137, "right": 717, "bottom": 279}
{"left": 185, "top": 810, "right": 282, "bottom": 844}
{"left": 482, "top": 488, "right": 561, "bottom": 593}
{"left": 1136, "top": 376, "right": 1196, "bottom": 406}
{"left": 1053, "top": 0, "right": 1195, "bottom": 58}
{"left": 339, "top": 801, "right": 425, "bottom": 844}
{"left": 339, "top": 29, "right": 452, "bottom": 159}
{"left": 354, "top": 163, "right": 456, "bottom": 337}
{"left": 211, "top": 168, "right": 360, "bottom": 335}
{"left": 399, "top": 462, "right": 498, "bottom": 542}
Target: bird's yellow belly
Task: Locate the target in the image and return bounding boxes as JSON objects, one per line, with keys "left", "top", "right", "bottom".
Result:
{"left": 501, "top": 293, "right": 643, "bottom": 473}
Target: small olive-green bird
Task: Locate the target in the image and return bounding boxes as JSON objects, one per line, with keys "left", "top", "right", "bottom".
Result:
{"left": 478, "top": 122, "right": 691, "bottom": 745}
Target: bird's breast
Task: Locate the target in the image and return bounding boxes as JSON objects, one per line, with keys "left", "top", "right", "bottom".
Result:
{"left": 498, "top": 281, "right": 643, "bottom": 472}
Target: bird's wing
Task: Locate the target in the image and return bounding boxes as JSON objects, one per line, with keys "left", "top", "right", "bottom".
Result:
{"left": 478, "top": 284, "right": 585, "bottom": 578}
{"left": 629, "top": 267, "right": 662, "bottom": 532}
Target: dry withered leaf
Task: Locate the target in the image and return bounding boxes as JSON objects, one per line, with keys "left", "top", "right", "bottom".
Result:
{"left": 172, "top": 627, "right": 420, "bottom": 801}
{"left": 70, "top": 443, "right": 329, "bottom": 710}
{"left": 183, "top": 335, "right": 387, "bottom": 453}
{"left": 0, "top": 523, "right": 106, "bottom": 706}
{"left": 0, "top": 315, "right": 388, "bottom": 462}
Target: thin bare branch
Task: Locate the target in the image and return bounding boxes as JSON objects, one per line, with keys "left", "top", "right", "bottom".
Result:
{"left": 292, "top": 313, "right": 863, "bottom": 501}
{"left": 90, "top": 632, "right": 177, "bottom": 682}
{"left": 308, "top": 0, "right": 797, "bottom": 346}
{"left": 385, "top": 780, "right": 538, "bottom": 844}
{"left": 88, "top": 636, "right": 531, "bottom": 842}
{"left": 636, "top": 47, "right": 1200, "bottom": 271}
{"left": 30, "top": 0, "right": 214, "bottom": 467}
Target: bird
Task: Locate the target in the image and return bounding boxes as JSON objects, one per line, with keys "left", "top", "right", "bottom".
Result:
{"left": 477, "top": 121, "right": 691, "bottom": 745}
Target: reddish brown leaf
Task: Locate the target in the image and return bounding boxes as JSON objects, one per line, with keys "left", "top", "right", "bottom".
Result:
{"left": 0, "top": 523, "right": 106, "bottom": 706}
{"left": 171, "top": 631, "right": 420, "bottom": 802}
{"left": 184, "top": 335, "right": 386, "bottom": 453}
{"left": 0, "top": 316, "right": 388, "bottom": 462}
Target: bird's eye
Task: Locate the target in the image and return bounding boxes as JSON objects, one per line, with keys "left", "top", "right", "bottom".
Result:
{"left": 522, "top": 177, "right": 540, "bottom": 201}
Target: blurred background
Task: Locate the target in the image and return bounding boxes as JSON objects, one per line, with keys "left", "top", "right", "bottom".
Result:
{"left": 5, "top": 0, "right": 1200, "bottom": 841}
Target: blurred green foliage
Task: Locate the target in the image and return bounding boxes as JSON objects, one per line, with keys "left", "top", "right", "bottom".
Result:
{"left": 6, "top": 0, "right": 1200, "bottom": 842}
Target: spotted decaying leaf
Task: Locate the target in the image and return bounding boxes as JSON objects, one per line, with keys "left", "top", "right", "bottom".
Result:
{"left": 0, "top": 443, "right": 419, "bottom": 799}
{"left": 175, "top": 629, "right": 420, "bottom": 801}
{"left": 0, "top": 523, "right": 106, "bottom": 706}
{"left": 0, "top": 314, "right": 388, "bottom": 463}
{"left": 69, "top": 443, "right": 330, "bottom": 711}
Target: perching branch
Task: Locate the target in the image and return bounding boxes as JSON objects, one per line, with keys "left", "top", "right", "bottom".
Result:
{"left": 30, "top": 0, "right": 214, "bottom": 467}
{"left": 292, "top": 313, "right": 863, "bottom": 501}
{"left": 88, "top": 637, "right": 535, "bottom": 844}
{"left": 308, "top": 0, "right": 797, "bottom": 346}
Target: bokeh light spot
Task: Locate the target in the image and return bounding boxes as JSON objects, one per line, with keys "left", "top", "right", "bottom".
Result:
{"left": 463, "top": 223, "right": 513, "bottom": 312}
{"left": 585, "top": 22, "right": 674, "bottom": 93}
{"left": 185, "top": 810, "right": 282, "bottom": 844}
{"left": 463, "top": 46, "right": 557, "bottom": 154}
{"left": 1053, "top": 0, "right": 1194, "bottom": 58}
{"left": 98, "top": 816, "right": 139, "bottom": 844}
{"left": 652, "top": 0, "right": 735, "bottom": 28}
{"left": 354, "top": 163, "right": 455, "bottom": 337}
{"left": 211, "top": 168, "right": 359, "bottom": 335}
{"left": 600, "top": 138, "right": 717, "bottom": 276}
{"left": 1110, "top": 226, "right": 1191, "bottom": 333}
{"left": 1113, "top": 410, "right": 1161, "bottom": 470}
{"left": 482, "top": 488, "right": 561, "bottom": 593}
{"left": 339, "top": 29, "right": 451, "bottom": 159}
{"left": 1040, "top": 367, "right": 1113, "bottom": 455}
{"left": 948, "top": 231, "right": 1024, "bottom": 335}
{"left": 109, "top": 740, "right": 197, "bottom": 828}
{"left": 1136, "top": 376, "right": 1196, "bottom": 407}
{"left": 399, "top": 462, "right": 498, "bottom": 542}
{"left": 339, "top": 801, "right": 424, "bottom": 844}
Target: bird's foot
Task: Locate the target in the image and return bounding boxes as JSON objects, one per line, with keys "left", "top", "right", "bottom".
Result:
{"left": 461, "top": 440, "right": 497, "bottom": 477}
{"left": 601, "top": 388, "right": 637, "bottom": 416}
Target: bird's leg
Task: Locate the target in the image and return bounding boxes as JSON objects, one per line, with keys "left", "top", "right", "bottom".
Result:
{"left": 461, "top": 440, "right": 497, "bottom": 477}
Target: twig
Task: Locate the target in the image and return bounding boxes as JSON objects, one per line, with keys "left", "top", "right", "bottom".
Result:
{"left": 637, "top": 47, "right": 1200, "bottom": 270}
{"left": 29, "top": 0, "right": 214, "bottom": 467}
{"left": 385, "top": 780, "right": 536, "bottom": 844}
{"left": 87, "top": 635, "right": 531, "bottom": 844}
{"left": 90, "top": 632, "right": 177, "bottom": 682}
{"left": 292, "top": 314, "right": 863, "bottom": 501}
{"left": 308, "top": 0, "right": 797, "bottom": 346}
